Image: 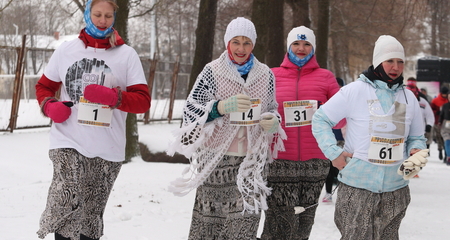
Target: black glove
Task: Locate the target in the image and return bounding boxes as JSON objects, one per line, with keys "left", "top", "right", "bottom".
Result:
{"left": 425, "top": 124, "right": 432, "bottom": 133}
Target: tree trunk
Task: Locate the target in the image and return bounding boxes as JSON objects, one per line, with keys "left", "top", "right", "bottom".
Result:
{"left": 116, "top": 0, "right": 140, "bottom": 162}
{"left": 266, "top": 0, "right": 285, "bottom": 67}
{"left": 316, "top": 0, "right": 330, "bottom": 69}
{"left": 286, "top": 0, "right": 310, "bottom": 28}
{"left": 187, "top": 0, "right": 218, "bottom": 93}
{"left": 251, "top": 0, "right": 284, "bottom": 67}
{"left": 251, "top": 0, "right": 269, "bottom": 62}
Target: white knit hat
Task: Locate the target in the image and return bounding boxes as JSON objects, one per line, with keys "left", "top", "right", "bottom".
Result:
{"left": 223, "top": 17, "right": 257, "bottom": 48}
{"left": 372, "top": 35, "right": 405, "bottom": 68}
{"left": 286, "top": 26, "right": 316, "bottom": 52}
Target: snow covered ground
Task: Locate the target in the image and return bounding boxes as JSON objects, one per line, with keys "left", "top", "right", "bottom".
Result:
{"left": 1, "top": 122, "right": 450, "bottom": 240}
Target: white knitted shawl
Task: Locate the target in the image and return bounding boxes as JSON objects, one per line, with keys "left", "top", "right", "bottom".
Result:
{"left": 167, "top": 51, "right": 286, "bottom": 214}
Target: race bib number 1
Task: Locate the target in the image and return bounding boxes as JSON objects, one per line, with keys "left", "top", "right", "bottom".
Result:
{"left": 283, "top": 100, "right": 317, "bottom": 127}
{"left": 77, "top": 96, "right": 113, "bottom": 128}
{"left": 229, "top": 98, "right": 261, "bottom": 126}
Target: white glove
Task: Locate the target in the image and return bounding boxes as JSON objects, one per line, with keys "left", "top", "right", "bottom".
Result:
{"left": 397, "top": 149, "right": 429, "bottom": 180}
{"left": 217, "top": 94, "right": 251, "bottom": 115}
{"left": 259, "top": 115, "right": 279, "bottom": 134}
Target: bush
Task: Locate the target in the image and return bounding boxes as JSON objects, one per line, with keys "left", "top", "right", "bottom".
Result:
{"left": 139, "top": 142, "right": 189, "bottom": 164}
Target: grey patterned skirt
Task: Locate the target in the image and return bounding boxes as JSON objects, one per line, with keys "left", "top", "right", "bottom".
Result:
{"left": 37, "top": 148, "right": 122, "bottom": 240}
{"left": 188, "top": 155, "right": 261, "bottom": 240}
{"left": 335, "top": 183, "right": 410, "bottom": 240}
{"left": 261, "top": 158, "right": 330, "bottom": 240}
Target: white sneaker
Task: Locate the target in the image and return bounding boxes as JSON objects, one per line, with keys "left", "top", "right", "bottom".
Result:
{"left": 322, "top": 193, "right": 333, "bottom": 202}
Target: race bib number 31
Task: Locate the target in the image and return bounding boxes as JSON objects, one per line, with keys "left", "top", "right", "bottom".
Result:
{"left": 283, "top": 100, "right": 318, "bottom": 127}
{"left": 77, "top": 96, "right": 113, "bottom": 127}
{"left": 230, "top": 98, "right": 261, "bottom": 126}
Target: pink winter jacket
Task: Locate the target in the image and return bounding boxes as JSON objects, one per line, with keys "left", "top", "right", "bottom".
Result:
{"left": 273, "top": 54, "right": 340, "bottom": 161}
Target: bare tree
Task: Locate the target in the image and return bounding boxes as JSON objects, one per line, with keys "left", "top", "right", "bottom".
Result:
{"left": 285, "top": 0, "right": 310, "bottom": 28}
{"left": 188, "top": 0, "right": 218, "bottom": 93}
{"left": 315, "top": 0, "right": 330, "bottom": 69}
{"left": 251, "top": 0, "right": 285, "bottom": 67}
{"left": 0, "top": 0, "right": 13, "bottom": 13}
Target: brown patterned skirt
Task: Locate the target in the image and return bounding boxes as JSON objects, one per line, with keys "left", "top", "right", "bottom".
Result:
{"left": 37, "top": 148, "right": 122, "bottom": 240}
{"left": 335, "top": 183, "right": 410, "bottom": 240}
{"left": 261, "top": 158, "right": 330, "bottom": 240}
{"left": 188, "top": 155, "right": 261, "bottom": 240}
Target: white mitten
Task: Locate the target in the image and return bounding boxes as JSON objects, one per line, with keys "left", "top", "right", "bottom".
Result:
{"left": 217, "top": 94, "right": 251, "bottom": 115}
{"left": 397, "top": 149, "right": 429, "bottom": 180}
{"left": 260, "top": 115, "right": 279, "bottom": 134}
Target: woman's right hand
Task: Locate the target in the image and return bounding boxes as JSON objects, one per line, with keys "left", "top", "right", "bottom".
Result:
{"left": 217, "top": 94, "right": 251, "bottom": 115}
{"left": 43, "top": 99, "right": 73, "bottom": 123}
{"left": 332, "top": 151, "right": 352, "bottom": 170}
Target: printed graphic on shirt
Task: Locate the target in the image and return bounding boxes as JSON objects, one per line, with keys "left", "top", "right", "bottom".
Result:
{"left": 64, "top": 58, "right": 115, "bottom": 104}
{"left": 368, "top": 100, "right": 406, "bottom": 136}
{"left": 367, "top": 100, "right": 407, "bottom": 164}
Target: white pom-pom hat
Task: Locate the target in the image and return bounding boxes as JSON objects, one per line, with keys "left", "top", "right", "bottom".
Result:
{"left": 286, "top": 26, "right": 316, "bottom": 52}
{"left": 372, "top": 35, "right": 405, "bottom": 68}
{"left": 223, "top": 17, "right": 257, "bottom": 49}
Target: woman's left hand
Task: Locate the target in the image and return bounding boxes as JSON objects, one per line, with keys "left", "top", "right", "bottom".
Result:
{"left": 260, "top": 115, "right": 279, "bottom": 134}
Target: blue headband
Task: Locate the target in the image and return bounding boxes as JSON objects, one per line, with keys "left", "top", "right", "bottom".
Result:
{"left": 84, "top": 0, "right": 115, "bottom": 39}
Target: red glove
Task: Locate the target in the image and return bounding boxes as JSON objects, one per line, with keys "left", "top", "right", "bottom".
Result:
{"left": 43, "top": 100, "right": 73, "bottom": 123}
{"left": 84, "top": 84, "right": 119, "bottom": 107}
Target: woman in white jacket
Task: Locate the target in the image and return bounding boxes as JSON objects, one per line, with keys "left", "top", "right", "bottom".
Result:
{"left": 312, "top": 35, "right": 427, "bottom": 239}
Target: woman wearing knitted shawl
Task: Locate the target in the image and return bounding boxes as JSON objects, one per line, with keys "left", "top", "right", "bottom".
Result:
{"left": 167, "top": 17, "right": 286, "bottom": 239}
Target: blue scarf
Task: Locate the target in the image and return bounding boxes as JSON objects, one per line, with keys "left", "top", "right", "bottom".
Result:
{"left": 84, "top": 0, "right": 115, "bottom": 39}
{"left": 288, "top": 47, "right": 314, "bottom": 67}
{"left": 235, "top": 54, "right": 254, "bottom": 76}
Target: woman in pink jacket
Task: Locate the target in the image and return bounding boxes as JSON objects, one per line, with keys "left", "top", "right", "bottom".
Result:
{"left": 261, "top": 26, "right": 341, "bottom": 240}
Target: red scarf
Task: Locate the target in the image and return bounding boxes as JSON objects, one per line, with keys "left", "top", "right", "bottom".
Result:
{"left": 78, "top": 28, "right": 125, "bottom": 50}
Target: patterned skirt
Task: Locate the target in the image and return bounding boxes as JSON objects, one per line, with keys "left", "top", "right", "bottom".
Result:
{"left": 37, "top": 148, "right": 122, "bottom": 240}
{"left": 261, "top": 158, "right": 330, "bottom": 240}
{"left": 188, "top": 155, "right": 261, "bottom": 240}
{"left": 335, "top": 183, "right": 410, "bottom": 240}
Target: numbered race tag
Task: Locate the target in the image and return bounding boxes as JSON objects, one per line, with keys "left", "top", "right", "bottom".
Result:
{"left": 283, "top": 100, "right": 317, "bottom": 127}
{"left": 77, "top": 96, "right": 113, "bottom": 128}
{"left": 230, "top": 98, "right": 261, "bottom": 126}
{"left": 368, "top": 136, "right": 404, "bottom": 164}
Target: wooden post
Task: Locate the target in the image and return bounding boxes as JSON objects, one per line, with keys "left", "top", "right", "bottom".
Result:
{"left": 8, "top": 35, "right": 27, "bottom": 133}
{"left": 144, "top": 52, "right": 158, "bottom": 124}
{"left": 167, "top": 56, "right": 180, "bottom": 123}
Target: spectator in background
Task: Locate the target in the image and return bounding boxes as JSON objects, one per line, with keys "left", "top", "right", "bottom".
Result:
{"left": 407, "top": 77, "right": 429, "bottom": 101}
{"left": 420, "top": 87, "right": 433, "bottom": 103}
{"left": 431, "top": 86, "right": 449, "bottom": 160}
{"left": 439, "top": 95, "right": 450, "bottom": 165}
{"left": 406, "top": 79, "right": 434, "bottom": 175}
{"left": 322, "top": 77, "right": 345, "bottom": 203}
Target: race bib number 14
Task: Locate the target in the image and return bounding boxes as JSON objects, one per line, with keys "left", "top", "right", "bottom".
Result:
{"left": 230, "top": 98, "right": 262, "bottom": 126}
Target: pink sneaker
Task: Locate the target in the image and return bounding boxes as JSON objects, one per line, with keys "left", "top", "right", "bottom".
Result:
{"left": 322, "top": 193, "right": 332, "bottom": 202}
